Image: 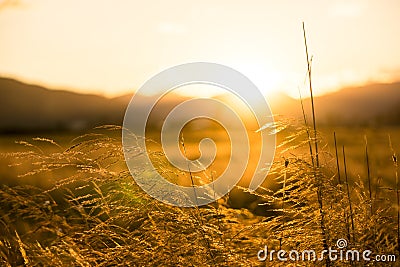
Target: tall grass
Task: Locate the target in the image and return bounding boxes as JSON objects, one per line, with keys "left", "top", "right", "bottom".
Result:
{"left": 1, "top": 123, "right": 399, "bottom": 266}
{"left": 0, "top": 126, "right": 246, "bottom": 266}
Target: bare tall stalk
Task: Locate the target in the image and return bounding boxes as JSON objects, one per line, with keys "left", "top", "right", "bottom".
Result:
{"left": 342, "top": 146, "right": 355, "bottom": 242}
{"left": 298, "top": 87, "right": 314, "bottom": 166}
{"left": 333, "top": 132, "right": 341, "bottom": 184}
{"left": 364, "top": 135, "right": 373, "bottom": 215}
{"left": 279, "top": 165, "right": 288, "bottom": 251}
{"left": 334, "top": 132, "right": 350, "bottom": 241}
{"left": 302, "top": 22, "right": 319, "bottom": 168}
{"left": 302, "top": 22, "right": 329, "bottom": 267}
{"left": 388, "top": 134, "right": 399, "bottom": 254}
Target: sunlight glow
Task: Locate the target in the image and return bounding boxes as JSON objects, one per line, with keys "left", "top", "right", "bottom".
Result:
{"left": 174, "top": 84, "right": 227, "bottom": 98}
{"left": 0, "top": 0, "right": 399, "bottom": 98}
{"left": 232, "top": 64, "right": 284, "bottom": 96}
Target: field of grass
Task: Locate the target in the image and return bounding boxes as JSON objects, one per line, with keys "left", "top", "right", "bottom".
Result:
{"left": 0, "top": 123, "right": 399, "bottom": 266}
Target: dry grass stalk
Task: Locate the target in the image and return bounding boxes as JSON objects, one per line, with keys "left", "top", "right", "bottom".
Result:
{"left": 389, "top": 134, "right": 399, "bottom": 254}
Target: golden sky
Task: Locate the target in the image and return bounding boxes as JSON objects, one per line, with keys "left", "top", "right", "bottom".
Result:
{"left": 0, "top": 0, "right": 399, "bottom": 98}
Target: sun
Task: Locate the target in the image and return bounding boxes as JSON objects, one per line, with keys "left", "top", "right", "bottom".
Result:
{"left": 171, "top": 63, "right": 290, "bottom": 100}
{"left": 173, "top": 83, "right": 227, "bottom": 98}
{"left": 231, "top": 63, "right": 285, "bottom": 96}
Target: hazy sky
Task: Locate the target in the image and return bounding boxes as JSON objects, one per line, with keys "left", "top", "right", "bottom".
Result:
{"left": 0, "top": 0, "right": 399, "bottom": 97}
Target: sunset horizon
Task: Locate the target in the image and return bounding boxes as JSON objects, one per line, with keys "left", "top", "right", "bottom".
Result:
{"left": 1, "top": 0, "right": 399, "bottom": 98}
{"left": 1, "top": 73, "right": 399, "bottom": 100}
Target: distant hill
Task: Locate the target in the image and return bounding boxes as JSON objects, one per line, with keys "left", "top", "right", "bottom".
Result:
{"left": 295, "top": 82, "right": 400, "bottom": 126}
{"left": 0, "top": 77, "right": 399, "bottom": 133}
{"left": 0, "top": 78, "right": 124, "bottom": 132}
{"left": 0, "top": 78, "right": 196, "bottom": 133}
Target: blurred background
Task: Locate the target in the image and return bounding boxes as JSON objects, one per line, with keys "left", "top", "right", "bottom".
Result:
{"left": 0, "top": 0, "right": 400, "bottom": 193}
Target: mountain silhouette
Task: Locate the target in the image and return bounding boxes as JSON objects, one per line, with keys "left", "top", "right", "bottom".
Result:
{"left": 0, "top": 78, "right": 124, "bottom": 133}
{"left": 0, "top": 77, "right": 399, "bottom": 133}
{"left": 296, "top": 82, "right": 400, "bottom": 126}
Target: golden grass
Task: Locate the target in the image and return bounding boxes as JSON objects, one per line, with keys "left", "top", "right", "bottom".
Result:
{"left": 0, "top": 123, "right": 398, "bottom": 266}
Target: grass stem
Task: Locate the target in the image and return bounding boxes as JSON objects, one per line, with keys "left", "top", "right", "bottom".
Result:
{"left": 343, "top": 145, "right": 355, "bottom": 243}
{"left": 302, "top": 22, "right": 319, "bottom": 168}
{"left": 364, "top": 135, "right": 373, "bottom": 215}
{"left": 388, "top": 134, "right": 399, "bottom": 254}
{"left": 302, "top": 22, "right": 329, "bottom": 267}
